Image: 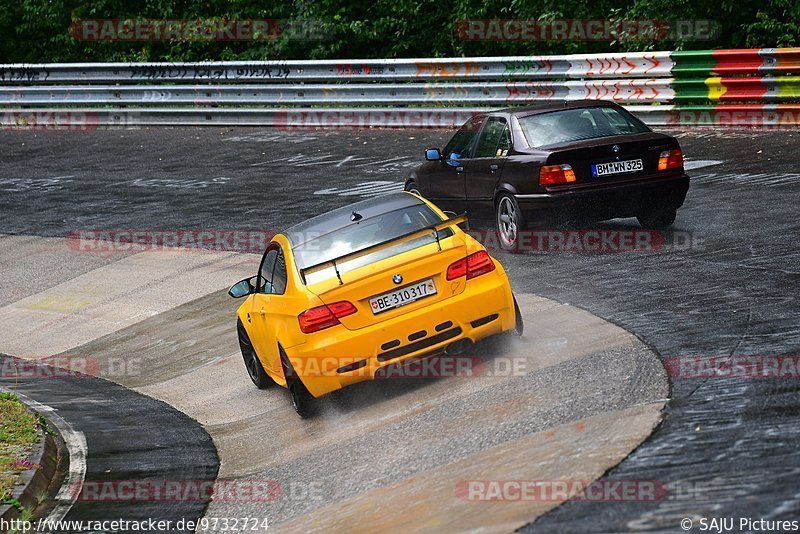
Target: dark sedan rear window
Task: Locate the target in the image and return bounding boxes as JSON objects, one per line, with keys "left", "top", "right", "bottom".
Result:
{"left": 519, "top": 107, "right": 650, "bottom": 148}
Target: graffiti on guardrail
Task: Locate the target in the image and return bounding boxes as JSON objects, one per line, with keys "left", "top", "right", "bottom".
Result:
{"left": 0, "top": 67, "right": 50, "bottom": 82}
{"left": 501, "top": 60, "right": 555, "bottom": 76}
{"left": 128, "top": 65, "right": 291, "bottom": 81}
{"left": 502, "top": 79, "right": 669, "bottom": 101}
{"left": 335, "top": 64, "right": 387, "bottom": 76}
{"left": 415, "top": 62, "right": 482, "bottom": 78}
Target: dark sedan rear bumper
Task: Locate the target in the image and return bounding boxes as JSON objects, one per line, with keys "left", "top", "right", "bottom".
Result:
{"left": 514, "top": 173, "right": 690, "bottom": 225}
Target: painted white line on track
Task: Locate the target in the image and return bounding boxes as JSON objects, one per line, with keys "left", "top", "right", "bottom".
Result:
{"left": 684, "top": 159, "right": 723, "bottom": 171}
{"left": 11, "top": 391, "right": 87, "bottom": 522}
{"left": 314, "top": 180, "right": 404, "bottom": 197}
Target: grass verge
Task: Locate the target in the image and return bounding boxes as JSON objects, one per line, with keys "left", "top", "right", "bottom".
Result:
{"left": 0, "top": 392, "right": 41, "bottom": 507}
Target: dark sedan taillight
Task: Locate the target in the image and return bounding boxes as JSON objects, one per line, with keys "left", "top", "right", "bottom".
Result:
{"left": 298, "top": 301, "right": 357, "bottom": 333}
{"left": 658, "top": 149, "right": 684, "bottom": 171}
{"left": 539, "top": 164, "right": 577, "bottom": 185}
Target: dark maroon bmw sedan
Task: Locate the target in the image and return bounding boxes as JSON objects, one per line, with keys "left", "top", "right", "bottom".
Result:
{"left": 405, "top": 100, "right": 690, "bottom": 249}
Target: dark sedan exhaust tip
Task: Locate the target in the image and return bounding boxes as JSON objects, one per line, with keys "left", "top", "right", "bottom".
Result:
{"left": 444, "top": 338, "right": 473, "bottom": 355}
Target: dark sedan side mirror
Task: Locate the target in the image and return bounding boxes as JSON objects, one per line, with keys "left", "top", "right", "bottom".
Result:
{"left": 425, "top": 148, "right": 441, "bottom": 161}
{"left": 229, "top": 276, "right": 257, "bottom": 298}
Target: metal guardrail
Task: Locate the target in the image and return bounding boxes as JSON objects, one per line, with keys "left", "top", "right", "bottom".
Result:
{"left": 0, "top": 53, "right": 677, "bottom": 83}
{"left": 0, "top": 80, "right": 677, "bottom": 106}
{"left": 1, "top": 48, "right": 799, "bottom": 128}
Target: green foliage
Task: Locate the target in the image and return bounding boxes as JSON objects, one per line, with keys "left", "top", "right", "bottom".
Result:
{"left": 0, "top": 0, "right": 795, "bottom": 63}
{"left": 743, "top": 1, "right": 800, "bottom": 48}
{"left": 1, "top": 496, "right": 22, "bottom": 509}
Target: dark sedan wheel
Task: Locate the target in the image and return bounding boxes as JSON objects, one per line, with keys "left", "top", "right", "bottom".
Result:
{"left": 496, "top": 193, "right": 525, "bottom": 250}
{"left": 279, "top": 346, "right": 316, "bottom": 418}
{"left": 405, "top": 182, "right": 421, "bottom": 196}
{"left": 237, "top": 320, "right": 272, "bottom": 389}
{"left": 637, "top": 207, "right": 677, "bottom": 229}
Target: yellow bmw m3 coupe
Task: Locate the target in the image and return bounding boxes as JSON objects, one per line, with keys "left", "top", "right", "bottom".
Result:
{"left": 229, "top": 192, "right": 522, "bottom": 417}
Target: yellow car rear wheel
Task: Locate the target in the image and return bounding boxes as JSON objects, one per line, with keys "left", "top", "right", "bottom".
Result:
{"left": 513, "top": 294, "right": 524, "bottom": 336}
{"left": 279, "top": 345, "right": 316, "bottom": 418}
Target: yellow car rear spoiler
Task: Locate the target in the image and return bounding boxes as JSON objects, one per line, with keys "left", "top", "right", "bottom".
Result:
{"left": 299, "top": 214, "right": 469, "bottom": 285}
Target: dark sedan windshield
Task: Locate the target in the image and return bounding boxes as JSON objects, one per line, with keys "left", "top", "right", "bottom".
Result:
{"left": 519, "top": 106, "right": 650, "bottom": 148}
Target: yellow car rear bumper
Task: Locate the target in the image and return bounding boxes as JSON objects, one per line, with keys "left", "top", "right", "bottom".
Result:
{"left": 285, "top": 270, "right": 516, "bottom": 397}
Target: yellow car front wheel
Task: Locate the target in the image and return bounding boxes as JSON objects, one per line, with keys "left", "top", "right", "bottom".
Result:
{"left": 237, "top": 320, "right": 272, "bottom": 389}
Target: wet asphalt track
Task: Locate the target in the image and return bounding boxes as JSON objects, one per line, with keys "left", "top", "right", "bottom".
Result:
{"left": 0, "top": 126, "right": 799, "bottom": 532}
{"left": 0, "top": 354, "right": 218, "bottom": 531}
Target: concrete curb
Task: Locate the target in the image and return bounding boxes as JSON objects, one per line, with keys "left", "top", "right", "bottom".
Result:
{"left": 0, "top": 397, "right": 62, "bottom": 522}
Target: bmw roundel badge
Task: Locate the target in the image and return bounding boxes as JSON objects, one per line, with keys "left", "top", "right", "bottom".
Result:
{"left": 393, "top": 274, "right": 403, "bottom": 285}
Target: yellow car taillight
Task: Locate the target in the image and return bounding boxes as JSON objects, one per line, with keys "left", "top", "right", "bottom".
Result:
{"left": 446, "top": 251, "right": 496, "bottom": 281}
{"left": 658, "top": 149, "right": 684, "bottom": 171}
{"left": 298, "top": 301, "right": 357, "bottom": 333}
{"left": 539, "top": 164, "right": 577, "bottom": 185}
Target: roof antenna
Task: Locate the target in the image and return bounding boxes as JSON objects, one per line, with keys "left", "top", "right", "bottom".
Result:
{"left": 332, "top": 258, "right": 343, "bottom": 285}
{"left": 351, "top": 210, "right": 363, "bottom": 222}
